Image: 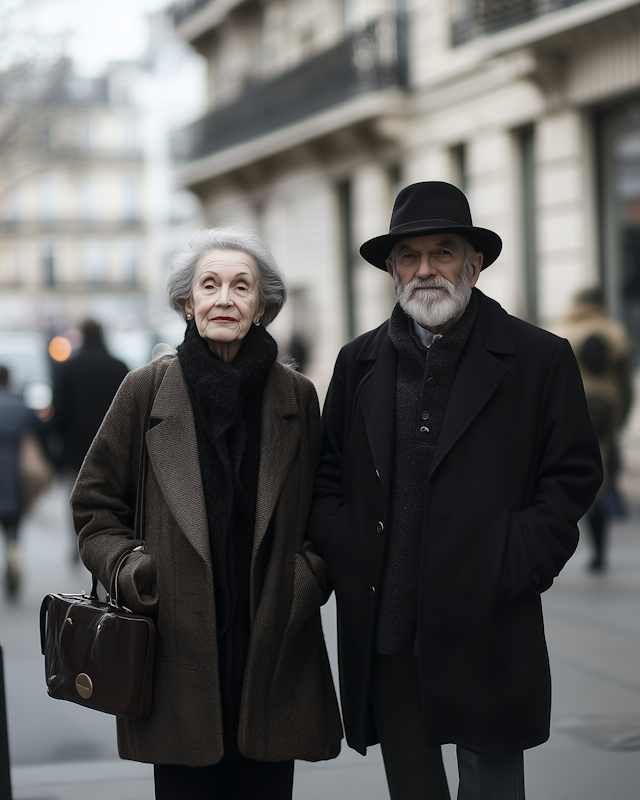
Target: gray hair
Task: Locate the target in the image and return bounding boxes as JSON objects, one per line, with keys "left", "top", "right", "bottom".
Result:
{"left": 388, "top": 235, "right": 477, "bottom": 273}
{"left": 166, "top": 225, "right": 287, "bottom": 326}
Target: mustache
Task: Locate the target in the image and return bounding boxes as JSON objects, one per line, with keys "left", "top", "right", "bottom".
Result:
{"left": 405, "top": 276, "right": 455, "bottom": 296}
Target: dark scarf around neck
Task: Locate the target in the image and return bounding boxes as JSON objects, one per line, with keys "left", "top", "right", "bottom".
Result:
{"left": 177, "top": 320, "right": 277, "bottom": 756}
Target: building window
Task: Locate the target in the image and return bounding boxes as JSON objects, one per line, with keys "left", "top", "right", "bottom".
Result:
{"left": 12, "top": 245, "right": 24, "bottom": 285}
{"left": 450, "top": 143, "right": 468, "bottom": 193}
{"left": 116, "top": 238, "right": 140, "bottom": 284}
{"left": 41, "top": 242, "right": 58, "bottom": 286}
{"left": 600, "top": 99, "right": 640, "bottom": 360}
{"left": 121, "top": 175, "right": 139, "bottom": 223}
{"left": 39, "top": 175, "right": 59, "bottom": 223}
{"left": 81, "top": 240, "right": 108, "bottom": 284}
{"left": 338, "top": 179, "right": 356, "bottom": 341}
{"left": 121, "top": 119, "right": 140, "bottom": 151}
{"left": 80, "top": 176, "right": 99, "bottom": 224}
{"left": 83, "top": 119, "right": 100, "bottom": 151}
{"left": 3, "top": 184, "right": 20, "bottom": 224}
{"left": 517, "top": 125, "right": 538, "bottom": 325}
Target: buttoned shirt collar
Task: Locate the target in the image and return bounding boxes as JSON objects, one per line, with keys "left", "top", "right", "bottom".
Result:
{"left": 413, "top": 320, "right": 442, "bottom": 349}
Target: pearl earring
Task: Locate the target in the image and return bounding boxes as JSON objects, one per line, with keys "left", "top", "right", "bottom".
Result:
{"left": 254, "top": 319, "right": 261, "bottom": 326}
{"left": 186, "top": 314, "right": 193, "bottom": 321}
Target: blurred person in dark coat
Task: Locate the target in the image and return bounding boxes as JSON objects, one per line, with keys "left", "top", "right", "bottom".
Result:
{"left": 53, "top": 319, "right": 128, "bottom": 472}
{"left": 52, "top": 319, "right": 128, "bottom": 559}
{"left": 0, "top": 365, "right": 37, "bottom": 597}
{"left": 556, "top": 287, "right": 634, "bottom": 571}
{"left": 308, "top": 182, "right": 602, "bottom": 800}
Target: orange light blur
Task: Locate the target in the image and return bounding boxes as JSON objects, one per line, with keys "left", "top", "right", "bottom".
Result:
{"left": 49, "top": 336, "right": 72, "bottom": 362}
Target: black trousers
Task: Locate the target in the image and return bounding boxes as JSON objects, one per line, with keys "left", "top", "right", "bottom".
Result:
{"left": 371, "top": 654, "right": 525, "bottom": 800}
{"left": 0, "top": 517, "right": 19, "bottom": 542}
{"left": 586, "top": 500, "right": 607, "bottom": 569}
{"left": 154, "top": 757, "right": 294, "bottom": 800}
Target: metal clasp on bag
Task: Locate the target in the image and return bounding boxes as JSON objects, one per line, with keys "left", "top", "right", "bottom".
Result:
{"left": 58, "top": 592, "right": 88, "bottom": 598}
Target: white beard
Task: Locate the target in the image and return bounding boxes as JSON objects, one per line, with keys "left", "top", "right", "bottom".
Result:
{"left": 394, "top": 266, "right": 473, "bottom": 330}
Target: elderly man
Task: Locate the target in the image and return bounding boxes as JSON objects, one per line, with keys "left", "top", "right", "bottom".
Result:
{"left": 308, "top": 182, "right": 601, "bottom": 799}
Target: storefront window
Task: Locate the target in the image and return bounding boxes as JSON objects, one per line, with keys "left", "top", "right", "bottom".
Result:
{"left": 600, "top": 99, "right": 640, "bottom": 359}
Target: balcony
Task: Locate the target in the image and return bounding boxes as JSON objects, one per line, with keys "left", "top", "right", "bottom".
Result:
{"left": 173, "top": 14, "right": 408, "bottom": 165}
{"left": 452, "top": 0, "right": 588, "bottom": 46}
{"left": 171, "top": 0, "right": 210, "bottom": 28}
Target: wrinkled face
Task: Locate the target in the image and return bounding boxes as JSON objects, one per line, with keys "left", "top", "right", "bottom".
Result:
{"left": 386, "top": 234, "right": 483, "bottom": 330}
{"left": 185, "top": 249, "right": 265, "bottom": 352}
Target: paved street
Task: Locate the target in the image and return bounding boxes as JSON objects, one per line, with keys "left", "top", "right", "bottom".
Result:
{"left": 3, "top": 479, "right": 640, "bottom": 799}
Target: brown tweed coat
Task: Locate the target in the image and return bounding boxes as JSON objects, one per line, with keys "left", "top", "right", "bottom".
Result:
{"left": 71, "top": 356, "right": 343, "bottom": 766}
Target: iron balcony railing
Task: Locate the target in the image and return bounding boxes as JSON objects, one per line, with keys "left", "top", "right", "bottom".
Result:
{"left": 173, "top": 14, "right": 408, "bottom": 163}
{"left": 452, "top": 0, "right": 588, "bottom": 46}
{"left": 171, "top": 0, "right": 211, "bottom": 27}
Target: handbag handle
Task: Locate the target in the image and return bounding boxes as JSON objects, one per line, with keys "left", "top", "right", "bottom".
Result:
{"left": 91, "top": 389, "right": 155, "bottom": 606}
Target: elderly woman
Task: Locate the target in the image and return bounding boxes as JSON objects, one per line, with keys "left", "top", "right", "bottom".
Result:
{"left": 71, "top": 226, "right": 342, "bottom": 800}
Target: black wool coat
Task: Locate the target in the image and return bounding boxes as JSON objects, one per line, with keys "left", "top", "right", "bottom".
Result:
{"left": 308, "top": 289, "right": 602, "bottom": 756}
{"left": 53, "top": 342, "right": 128, "bottom": 470}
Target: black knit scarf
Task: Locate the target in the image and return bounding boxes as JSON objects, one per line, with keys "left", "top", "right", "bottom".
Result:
{"left": 177, "top": 320, "right": 277, "bottom": 757}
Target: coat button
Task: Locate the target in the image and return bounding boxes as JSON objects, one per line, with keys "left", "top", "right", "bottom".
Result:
{"left": 420, "top": 426, "right": 429, "bottom": 433}
{"left": 421, "top": 410, "right": 430, "bottom": 420}
{"left": 370, "top": 586, "right": 376, "bottom": 597}
{"left": 427, "top": 377, "right": 435, "bottom": 385}
{"left": 532, "top": 573, "right": 540, "bottom": 587}
{"left": 376, "top": 521, "right": 384, "bottom": 534}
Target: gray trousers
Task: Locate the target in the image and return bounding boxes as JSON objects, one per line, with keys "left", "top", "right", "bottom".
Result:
{"left": 371, "top": 655, "right": 525, "bottom": 800}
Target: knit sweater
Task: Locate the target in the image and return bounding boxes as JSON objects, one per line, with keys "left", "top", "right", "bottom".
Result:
{"left": 376, "top": 291, "right": 478, "bottom": 654}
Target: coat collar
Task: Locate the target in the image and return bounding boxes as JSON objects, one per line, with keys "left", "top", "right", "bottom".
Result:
{"left": 145, "top": 358, "right": 211, "bottom": 566}
{"left": 430, "top": 291, "right": 513, "bottom": 475}
{"left": 356, "top": 335, "right": 397, "bottom": 496}
{"left": 252, "top": 362, "right": 300, "bottom": 564}
{"left": 145, "top": 359, "right": 300, "bottom": 579}
{"left": 355, "top": 290, "right": 515, "bottom": 485}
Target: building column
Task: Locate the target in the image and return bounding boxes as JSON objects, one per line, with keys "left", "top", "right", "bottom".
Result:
{"left": 466, "top": 131, "right": 519, "bottom": 315}
{"left": 351, "top": 163, "right": 395, "bottom": 336}
{"left": 404, "top": 145, "right": 451, "bottom": 185}
{"left": 535, "top": 110, "right": 593, "bottom": 327}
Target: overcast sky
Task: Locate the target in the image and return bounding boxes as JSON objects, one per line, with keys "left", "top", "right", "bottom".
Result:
{"left": 36, "top": 0, "right": 170, "bottom": 76}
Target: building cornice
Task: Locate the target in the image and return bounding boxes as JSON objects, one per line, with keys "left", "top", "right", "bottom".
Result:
{"left": 414, "top": 51, "right": 541, "bottom": 115}
{"left": 175, "top": 0, "right": 245, "bottom": 44}
{"left": 175, "top": 88, "right": 409, "bottom": 188}
{"left": 427, "top": 0, "right": 640, "bottom": 90}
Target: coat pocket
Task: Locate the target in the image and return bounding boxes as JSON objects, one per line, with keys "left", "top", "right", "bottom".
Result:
{"left": 501, "top": 508, "right": 538, "bottom": 599}
{"left": 268, "top": 553, "right": 326, "bottom": 698}
{"left": 118, "top": 551, "right": 159, "bottom": 616}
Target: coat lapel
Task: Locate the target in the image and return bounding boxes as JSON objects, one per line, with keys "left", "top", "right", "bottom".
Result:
{"left": 430, "top": 291, "right": 515, "bottom": 477}
{"left": 253, "top": 364, "right": 299, "bottom": 559}
{"left": 145, "top": 359, "right": 211, "bottom": 566}
{"left": 356, "top": 327, "right": 397, "bottom": 496}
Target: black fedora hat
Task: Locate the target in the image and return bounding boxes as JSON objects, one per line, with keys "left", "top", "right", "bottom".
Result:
{"left": 360, "top": 181, "right": 502, "bottom": 271}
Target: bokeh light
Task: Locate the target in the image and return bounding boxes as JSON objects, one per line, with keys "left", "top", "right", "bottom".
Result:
{"left": 48, "top": 336, "right": 72, "bottom": 362}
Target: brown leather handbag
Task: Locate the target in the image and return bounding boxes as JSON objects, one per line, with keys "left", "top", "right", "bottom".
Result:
{"left": 39, "top": 408, "right": 156, "bottom": 718}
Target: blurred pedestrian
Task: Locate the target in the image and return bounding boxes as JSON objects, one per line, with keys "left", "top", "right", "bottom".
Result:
{"left": 556, "top": 287, "right": 633, "bottom": 571}
{"left": 288, "top": 332, "right": 309, "bottom": 373}
{"left": 71, "top": 227, "right": 341, "bottom": 799}
{"left": 52, "top": 319, "right": 128, "bottom": 561}
{"left": 0, "top": 365, "right": 38, "bottom": 597}
{"left": 308, "top": 182, "right": 602, "bottom": 800}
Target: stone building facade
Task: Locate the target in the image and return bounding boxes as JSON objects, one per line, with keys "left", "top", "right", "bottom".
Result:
{"left": 0, "top": 63, "right": 151, "bottom": 336}
{"left": 172, "top": 0, "right": 640, "bottom": 394}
